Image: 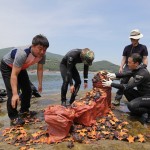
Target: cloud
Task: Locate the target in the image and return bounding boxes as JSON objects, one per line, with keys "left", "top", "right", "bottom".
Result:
{"left": 0, "top": 0, "right": 150, "bottom": 65}
{"left": 0, "top": 0, "right": 106, "bottom": 47}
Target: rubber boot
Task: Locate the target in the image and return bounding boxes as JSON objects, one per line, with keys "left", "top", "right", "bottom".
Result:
{"left": 61, "top": 100, "right": 67, "bottom": 107}
{"left": 112, "top": 94, "right": 122, "bottom": 106}
{"left": 140, "top": 113, "right": 148, "bottom": 124}
{"left": 70, "top": 84, "right": 80, "bottom": 104}
{"left": 146, "top": 114, "right": 150, "bottom": 123}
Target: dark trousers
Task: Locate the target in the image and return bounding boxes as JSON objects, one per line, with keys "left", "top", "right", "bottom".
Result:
{"left": 115, "top": 65, "right": 131, "bottom": 100}
{"left": 0, "top": 61, "right": 32, "bottom": 119}
{"left": 60, "top": 63, "right": 81, "bottom": 104}
{"left": 124, "top": 89, "right": 150, "bottom": 115}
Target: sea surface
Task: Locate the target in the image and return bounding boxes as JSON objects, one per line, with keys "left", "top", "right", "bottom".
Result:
{"left": 0, "top": 72, "right": 117, "bottom": 95}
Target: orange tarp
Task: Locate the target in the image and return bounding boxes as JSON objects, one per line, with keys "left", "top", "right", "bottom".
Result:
{"left": 72, "top": 100, "right": 97, "bottom": 126}
{"left": 44, "top": 105, "right": 75, "bottom": 142}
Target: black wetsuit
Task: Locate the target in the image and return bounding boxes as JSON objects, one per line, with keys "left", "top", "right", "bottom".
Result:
{"left": 112, "top": 64, "right": 150, "bottom": 115}
{"left": 60, "top": 49, "right": 89, "bottom": 104}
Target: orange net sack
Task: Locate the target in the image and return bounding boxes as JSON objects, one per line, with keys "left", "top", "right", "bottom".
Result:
{"left": 72, "top": 71, "right": 111, "bottom": 126}
{"left": 72, "top": 99, "right": 96, "bottom": 126}
{"left": 92, "top": 71, "right": 112, "bottom": 108}
{"left": 44, "top": 105, "right": 75, "bottom": 142}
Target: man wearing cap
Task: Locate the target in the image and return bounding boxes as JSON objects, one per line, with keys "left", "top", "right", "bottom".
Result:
{"left": 113, "top": 29, "right": 148, "bottom": 106}
{"left": 60, "top": 48, "right": 94, "bottom": 106}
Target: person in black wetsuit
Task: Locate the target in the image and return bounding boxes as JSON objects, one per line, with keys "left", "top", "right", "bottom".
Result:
{"left": 60, "top": 48, "right": 94, "bottom": 106}
{"left": 113, "top": 29, "right": 148, "bottom": 106}
{"left": 102, "top": 53, "right": 150, "bottom": 123}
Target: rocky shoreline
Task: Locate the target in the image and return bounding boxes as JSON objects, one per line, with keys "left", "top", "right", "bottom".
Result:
{"left": 0, "top": 91, "right": 150, "bottom": 150}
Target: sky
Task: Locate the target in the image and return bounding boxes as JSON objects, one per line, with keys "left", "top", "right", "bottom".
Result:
{"left": 0, "top": 0, "right": 150, "bottom": 65}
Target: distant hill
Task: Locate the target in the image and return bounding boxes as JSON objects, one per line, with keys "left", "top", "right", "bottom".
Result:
{"left": 0, "top": 47, "right": 119, "bottom": 72}
{"left": 0, "top": 47, "right": 14, "bottom": 60}
{"left": 90, "top": 60, "right": 119, "bottom": 72}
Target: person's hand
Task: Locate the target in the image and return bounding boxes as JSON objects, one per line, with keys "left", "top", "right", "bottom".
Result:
{"left": 102, "top": 79, "right": 112, "bottom": 87}
{"left": 70, "top": 85, "right": 75, "bottom": 93}
{"left": 11, "top": 94, "right": 20, "bottom": 108}
{"left": 84, "top": 83, "right": 88, "bottom": 89}
{"left": 107, "top": 72, "right": 116, "bottom": 80}
{"left": 119, "top": 67, "right": 123, "bottom": 73}
{"left": 38, "top": 84, "right": 42, "bottom": 93}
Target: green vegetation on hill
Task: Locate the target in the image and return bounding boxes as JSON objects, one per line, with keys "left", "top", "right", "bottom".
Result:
{"left": 91, "top": 60, "right": 119, "bottom": 72}
{"left": 29, "top": 52, "right": 63, "bottom": 71}
{"left": 0, "top": 47, "right": 14, "bottom": 60}
{"left": 0, "top": 47, "right": 119, "bottom": 72}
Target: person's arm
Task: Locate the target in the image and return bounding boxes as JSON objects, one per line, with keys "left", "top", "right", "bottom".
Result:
{"left": 119, "top": 56, "right": 126, "bottom": 73}
{"left": 104, "top": 72, "right": 145, "bottom": 91}
{"left": 83, "top": 64, "right": 89, "bottom": 89}
{"left": 143, "top": 56, "right": 148, "bottom": 66}
{"left": 11, "top": 65, "right": 22, "bottom": 108}
{"left": 102, "top": 78, "right": 125, "bottom": 90}
{"left": 66, "top": 57, "right": 74, "bottom": 85}
{"left": 37, "top": 63, "right": 43, "bottom": 93}
{"left": 115, "top": 71, "right": 133, "bottom": 78}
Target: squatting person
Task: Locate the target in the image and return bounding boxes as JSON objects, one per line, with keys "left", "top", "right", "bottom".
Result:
{"left": 102, "top": 53, "right": 150, "bottom": 123}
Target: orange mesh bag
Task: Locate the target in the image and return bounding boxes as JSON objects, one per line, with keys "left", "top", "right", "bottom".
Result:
{"left": 92, "top": 71, "right": 112, "bottom": 108}
{"left": 72, "top": 71, "right": 111, "bottom": 127}
{"left": 44, "top": 105, "right": 75, "bottom": 142}
{"left": 87, "top": 88, "right": 111, "bottom": 118}
{"left": 93, "top": 96, "right": 110, "bottom": 118}
{"left": 72, "top": 99, "right": 96, "bottom": 126}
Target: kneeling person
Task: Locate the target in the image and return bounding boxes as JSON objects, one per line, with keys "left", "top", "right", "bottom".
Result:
{"left": 102, "top": 53, "right": 150, "bottom": 123}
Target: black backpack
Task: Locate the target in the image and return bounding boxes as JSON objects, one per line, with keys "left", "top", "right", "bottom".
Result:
{"left": 0, "top": 89, "right": 7, "bottom": 97}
